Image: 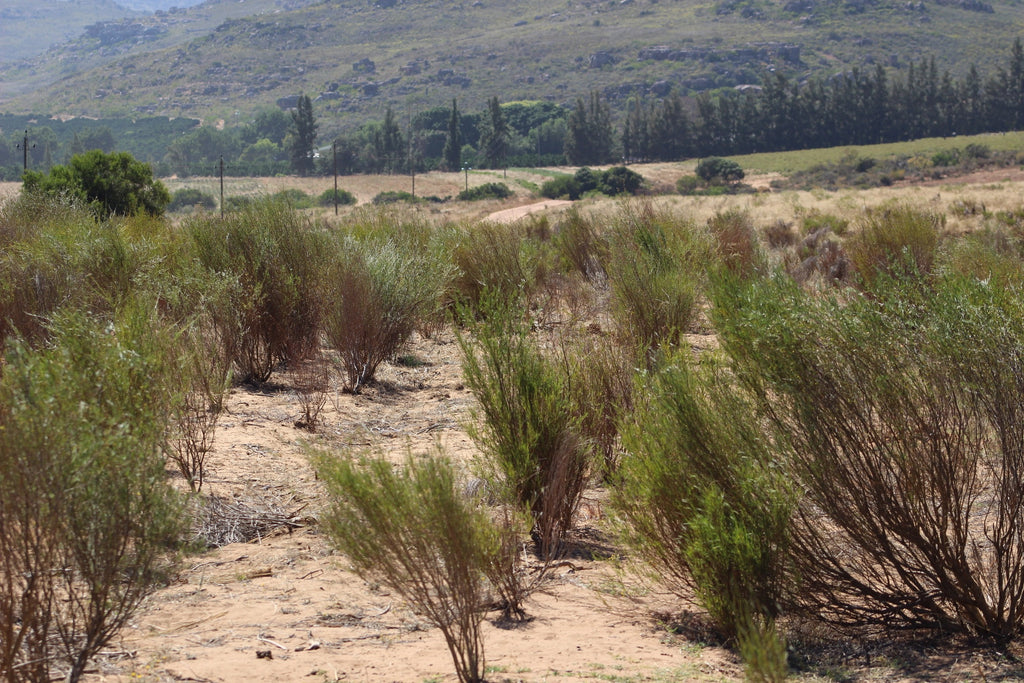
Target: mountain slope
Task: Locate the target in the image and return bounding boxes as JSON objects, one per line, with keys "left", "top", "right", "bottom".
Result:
{"left": 0, "top": 0, "right": 136, "bottom": 63}
{"left": 2, "top": 0, "right": 1022, "bottom": 130}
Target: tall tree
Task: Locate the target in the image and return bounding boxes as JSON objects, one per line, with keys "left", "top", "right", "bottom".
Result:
{"left": 381, "top": 106, "right": 405, "bottom": 173}
{"left": 564, "top": 91, "right": 614, "bottom": 165}
{"left": 443, "top": 98, "right": 462, "bottom": 171}
{"left": 651, "top": 94, "right": 689, "bottom": 161}
{"left": 480, "top": 96, "right": 510, "bottom": 169}
{"left": 288, "top": 94, "right": 318, "bottom": 176}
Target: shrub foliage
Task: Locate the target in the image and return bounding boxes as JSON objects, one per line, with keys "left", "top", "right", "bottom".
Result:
{"left": 0, "top": 308, "right": 183, "bottom": 683}
{"left": 313, "top": 451, "right": 497, "bottom": 683}
{"left": 713, "top": 269, "right": 1024, "bottom": 637}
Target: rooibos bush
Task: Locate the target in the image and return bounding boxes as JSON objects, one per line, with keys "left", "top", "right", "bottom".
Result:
{"left": 313, "top": 451, "right": 499, "bottom": 683}
{"left": 0, "top": 306, "right": 183, "bottom": 683}
{"left": 458, "top": 294, "right": 589, "bottom": 558}
{"left": 845, "top": 205, "right": 942, "bottom": 291}
{"left": 713, "top": 268, "right": 1024, "bottom": 637}
{"left": 321, "top": 234, "right": 452, "bottom": 392}
{"left": 604, "top": 203, "right": 709, "bottom": 353}
{"left": 614, "top": 351, "right": 793, "bottom": 637}
{"left": 187, "top": 200, "right": 327, "bottom": 383}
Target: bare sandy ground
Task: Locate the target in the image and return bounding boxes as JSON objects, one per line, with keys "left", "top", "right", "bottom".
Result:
{"left": 86, "top": 330, "right": 740, "bottom": 683}
{"left": 485, "top": 200, "right": 574, "bottom": 224}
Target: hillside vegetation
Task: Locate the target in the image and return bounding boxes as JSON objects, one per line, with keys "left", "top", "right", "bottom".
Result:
{"left": 1, "top": 0, "right": 1022, "bottom": 129}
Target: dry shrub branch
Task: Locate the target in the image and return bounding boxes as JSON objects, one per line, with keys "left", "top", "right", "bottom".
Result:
{"left": 714, "top": 267, "right": 1024, "bottom": 638}
{"left": 0, "top": 306, "right": 183, "bottom": 683}
{"left": 312, "top": 451, "right": 500, "bottom": 683}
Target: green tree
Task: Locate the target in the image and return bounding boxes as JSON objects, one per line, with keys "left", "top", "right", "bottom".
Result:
{"left": 696, "top": 157, "right": 744, "bottom": 185}
{"left": 621, "top": 97, "right": 651, "bottom": 162}
{"left": 381, "top": 106, "right": 405, "bottom": 173}
{"left": 564, "top": 91, "right": 613, "bottom": 166}
{"left": 243, "top": 108, "right": 292, "bottom": 145}
{"left": 67, "top": 128, "right": 116, "bottom": 160}
{"left": 288, "top": 94, "right": 318, "bottom": 176}
{"left": 443, "top": 98, "right": 462, "bottom": 171}
{"left": 238, "top": 138, "right": 285, "bottom": 175}
{"left": 22, "top": 149, "right": 170, "bottom": 219}
{"left": 480, "top": 96, "right": 510, "bottom": 169}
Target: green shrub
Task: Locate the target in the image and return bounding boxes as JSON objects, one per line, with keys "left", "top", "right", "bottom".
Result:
{"left": 965, "top": 142, "right": 991, "bottom": 159}
{"left": 707, "top": 209, "right": 763, "bottom": 278}
{"left": 540, "top": 175, "right": 581, "bottom": 200}
{"left": 457, "top": 182, "right": 513, "bottom": 201}
{"left": 0, "top": 200, "right": 167, "bottom": 352}
{"left": 938, "top": 229, "right": 1024, "bottom": 286}
{"left": 552, "top": 207, "right": 608, "bottom": 284}
{"left": 447, "top": 221, "right": 551, "bottom": 314}
{"left": 574, "top": 167, "right": 600, "bottom": 194}
{"left": 458, "top": 294, "right": 589, "bottom": 559}
{"left": 22, "top": 150, "right": 170, "bottom": 219}
{"left": 317, "top": 187, "right": 357, "bottom": 207}
{"left": 713, "top": 269, "right": 1024, "bottom": 637}
{"left": 604, "top": 203, "right": 710, "bottom": 353}
{"left": 0, "top": 306, "right": 184, "bottom": 683}
{"left": 597, "top": 166, "right": 644, "bottom": 196}
{"left": 167, "top": 188, "right": 217, "bottom": 212}
{"left": 696, "top": 157, "right": 744, "bottom": 184}
{"left": 224, "top": 195, "right": 253, "bottom": 210}
{"left": 321, "top": 235, "right": 453, "bottom": 392}
{"left": 564, "top": 332, "right": 636, "bottom": 479}
{"left": 268, "top": 188, "right": 313, "bottom": 209}
{"left": 164, "top": 309, "right": 232, "bottom": 492}
{"left": 313, "top": 451, "right": 497, "bottom": 683}
{"left": 931, "top": 149, "right": 960, "bottom": 167}
{"left": 845, "top": 205, "right": 942, "bottom": 291}
{"left": 676, "top": 175, "right": 701, "bottom": 195}
{"left": 186, "top": 200, "right": 327, "bottom": 383}
{"left": 372, "top": 190, "right": 421, "bottom": 204}
{"left": 614, "top": 352, "right": 793, "bottom": 637}
{"left": 800, "top": 210, "right": 849, "bottom": 237}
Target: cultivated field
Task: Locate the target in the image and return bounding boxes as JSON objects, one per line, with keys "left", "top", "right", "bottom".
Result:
{"left": 6, "top": 158, "right": 1024, "bottom": 683}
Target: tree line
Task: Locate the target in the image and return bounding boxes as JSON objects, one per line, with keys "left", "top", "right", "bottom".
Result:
{"left": 2, "top": 38, "right": 1023, "bottom": 179}
{"left": 622, "top": 39, "right": 1024, "bottom": 161}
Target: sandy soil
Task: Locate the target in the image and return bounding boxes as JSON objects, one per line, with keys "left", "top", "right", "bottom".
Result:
{"left": 82, "top": 325, "right": 1024, "bottom": 683}
{"left": 9, "top": 165, "right": 1024, "bottom": 682}
{"left": 85, "top": 330, "right": 740, "bottom": 683}
{"left": 486, "top": 200, "right": 574, "bottom": 224}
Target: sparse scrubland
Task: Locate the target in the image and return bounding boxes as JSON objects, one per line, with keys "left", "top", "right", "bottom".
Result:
{"left": 7, "top": 155, "right": 1024, "bottom": 682}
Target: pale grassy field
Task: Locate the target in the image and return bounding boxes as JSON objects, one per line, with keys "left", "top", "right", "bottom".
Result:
{"left": 162, "top": 161, "right": 1024, "bottom": 233}
{"left": 6, "top": 156, "right": 1024, "bottom": 235}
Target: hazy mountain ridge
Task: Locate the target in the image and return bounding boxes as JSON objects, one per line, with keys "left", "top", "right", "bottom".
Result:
{"left": 1, "top": 0, "right": 1022, "bottom": 131}
{"left": 0, "top": 0, "right": 137, "bottom": 63}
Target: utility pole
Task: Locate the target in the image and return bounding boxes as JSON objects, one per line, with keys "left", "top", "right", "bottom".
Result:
{"left": 333, "top": 140, "right": 339, "bottom": 216}
{"left": 409, "top": 131, "right": 415, "bottom": 199}
{"left": 16, "top": 130, "right": 35, "bottom": 172}
{"left": 219, "top": 156, "right": 225, "bottom": 218}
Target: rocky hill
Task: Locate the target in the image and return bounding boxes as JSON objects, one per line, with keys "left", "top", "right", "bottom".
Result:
{"left": 1, "top": 0, "right": 1022, "bottom": 131}
{"left": 0, "top": 0, "right": 136, "bottom": 63}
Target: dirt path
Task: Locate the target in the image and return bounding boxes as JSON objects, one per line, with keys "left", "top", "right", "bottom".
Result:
{"left": 486, "top": 200, "right": 574, "bottom": 224}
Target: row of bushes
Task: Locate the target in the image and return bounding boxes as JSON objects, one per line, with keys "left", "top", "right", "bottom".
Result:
{"left": 168, "top": 187, "right": 358, "bottom": 213}
{"left": 540, "top": 166, "right": 646, "bottom": 200}
{"left": 313, "top": 201, "right": 1024, "bottom": 682}
{"left": 6, "top": 187, "right": 1024, "bottom": 681}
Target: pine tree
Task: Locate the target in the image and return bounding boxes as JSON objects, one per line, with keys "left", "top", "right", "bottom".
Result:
{"left": 443, "top": 98, "right": 462, "bottom": 171}
{"left": 565, "top": 91, "right": 614, "bottom": 165}
{"left": 480, "top": 96, "right": 510, "bottom": 169}
{"left": 381, "top": 106, "right": 405, "bottom": 173}
{"left": 289, "top": 94, "right": 318, "bottom": 176}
